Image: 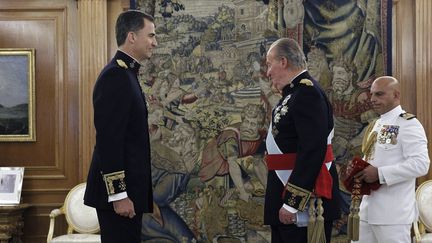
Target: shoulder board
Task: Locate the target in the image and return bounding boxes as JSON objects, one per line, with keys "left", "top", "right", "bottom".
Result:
{"left": 399, "top": 112, "right": 416, "bottom": 120}
{"left": 116, "top": 59, "right": 128, "bottom": 69}
{"left": 299, "top": 79, "right": 313, "bottom": 86}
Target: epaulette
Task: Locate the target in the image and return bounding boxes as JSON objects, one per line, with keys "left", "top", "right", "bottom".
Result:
{"left": 116, "top": 59, "right": 128, "bottom": 69}
{"left": 399, "top": 112, "right": 416, "bottom": 120}
{"left": 299, "top": 79, "right": 314, "bottom": 86}
{"left": 103, "top": 170, "right": 127, "bottom": 195}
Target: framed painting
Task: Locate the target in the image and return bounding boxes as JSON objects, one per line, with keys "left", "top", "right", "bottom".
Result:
{"left": 0, "top": 48, "right": 36, "bottom": 142}
{"left": 0, "top": 167, "right": 25, "bottom": 205}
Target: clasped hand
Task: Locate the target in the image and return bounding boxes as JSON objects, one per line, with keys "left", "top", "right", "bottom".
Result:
{"left": 113, "top": 197, "right": 136, "bottom": 218}
{"left": 354, "top": 165, "right": 379, "bottom": 183}
{"left": 279, "top": 207, "right": 296, "bottom": 224}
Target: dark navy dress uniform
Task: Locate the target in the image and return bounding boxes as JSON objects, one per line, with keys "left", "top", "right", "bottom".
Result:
{"left": 84, "top": 50, "right": 153, "bottom": 242}
{"left": 264, "top": 71, "right": 340, "bottom": 243}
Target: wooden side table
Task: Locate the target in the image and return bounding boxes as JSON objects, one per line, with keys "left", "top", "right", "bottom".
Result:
{"left": 0, "top": 204, "right": 30, "bottom": 243}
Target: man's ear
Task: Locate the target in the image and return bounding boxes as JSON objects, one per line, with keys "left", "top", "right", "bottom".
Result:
{"left": 280, "top": 56, "right": 289, "bottom": 68}
{"left": 394, "top": 90, "right": 401, "bottom": 99}
{"left": 126, "top": 32, "right": 135, "bottom": 43}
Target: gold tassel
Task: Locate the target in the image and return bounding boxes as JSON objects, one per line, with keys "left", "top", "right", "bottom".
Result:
{"left": 347, "top": 198, "right": 353, "bottom": 239}
{"left": 352, "top": 201, "right": 360, "bottom": 241}
{"left": 347, "top": 178, "right": 362, "bottom": 241}
{"left": 311, "top": 198, "right": 326, "bottom": 243}
{"left": 361, "top": 119, "right": 378, "bottom": 161}
{"left": 346, "top": 119, "right": 377, "bottom": 240}
{"left": 307, "top": 197, "right": 316, "bottom": 243}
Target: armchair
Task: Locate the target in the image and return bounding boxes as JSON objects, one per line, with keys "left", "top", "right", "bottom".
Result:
{"left": 47, "top": 183, "right": 101, "bottom": 243}
{"left": 413, "top": 180, "right": 432, "bottom": 243}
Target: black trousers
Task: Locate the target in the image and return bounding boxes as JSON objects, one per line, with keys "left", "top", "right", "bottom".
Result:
{"left": 271, "top": 220, "right": 333, "bottom": 243}
{"left": 96, "top": 209, "right": 143, "bottom": 243}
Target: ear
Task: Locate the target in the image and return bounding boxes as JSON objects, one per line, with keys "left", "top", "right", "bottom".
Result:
{"left": 394, "top": 90, "right": 401, "bottom": 99}
{"left": 126, "top": 32, "right": 135, "bottom": 43}
{"left": 280, "top": 56, "right": 289, "bottom": 68}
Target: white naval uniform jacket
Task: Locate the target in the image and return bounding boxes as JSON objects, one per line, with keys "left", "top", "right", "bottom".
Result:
{"left": 359, "top": 105, "right": 430, "bottom": 225}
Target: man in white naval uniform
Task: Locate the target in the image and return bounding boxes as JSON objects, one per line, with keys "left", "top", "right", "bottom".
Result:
{"left": 353, "top": 76, "right": 430, "bottom": 243}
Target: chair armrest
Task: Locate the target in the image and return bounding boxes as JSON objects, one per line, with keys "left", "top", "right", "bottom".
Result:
{"left": 413, "top": 220, "right": 427, "bottom": 243}
{"left": 47, "top": 208, "right": 64, "bottom": 243}
{"left": 413, "top": 221, "right": 421, "bottom": 243}
{"left": 50, "top": 208, "right": 63, "bottom": 218}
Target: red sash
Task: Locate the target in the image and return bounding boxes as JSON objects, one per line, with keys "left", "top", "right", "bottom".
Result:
{"left": 265, "top": 145, "right": 334, "bottom": 199}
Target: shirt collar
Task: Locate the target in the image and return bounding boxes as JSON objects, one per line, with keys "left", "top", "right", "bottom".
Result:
{"left": 281, "top": 69, "right": 308, "bottom": 96}
{"left": 380, "top": 105, "right": 403, "bottom": 120}
{"left": 290, "top": 69, "right": 307, "bottom": 83}
{"left": 118, "top": 49, "right": 141, "bottom": 64}
{"left": 116, "top": 50, "right": 141, "bottom": 74}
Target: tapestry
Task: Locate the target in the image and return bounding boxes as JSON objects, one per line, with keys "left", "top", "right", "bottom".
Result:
{"left": 134, "top": 0, "right": 391, "bottom": 242}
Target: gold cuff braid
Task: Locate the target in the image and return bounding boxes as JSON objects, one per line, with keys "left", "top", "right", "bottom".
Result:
{"left": 283, "top": 183, "right": 312, "bottom": 211}
{"left": 103, "top": 170, "right": 126, "bottom": 195}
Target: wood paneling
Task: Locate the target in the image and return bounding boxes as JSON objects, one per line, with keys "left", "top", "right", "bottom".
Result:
{"left": 392, "top": 0, "right": 432, "bottom": 182}
{"left": 78, "top": 0, "right": 123, "bottom": 181}
{"left": 392, "top": 0, "right": 416, "bottom": 114}
{"left": 78, "top": 0, "right": 108, "bottom": 181}
{"left": 415, "top": 0, "right": 432, "bottom": 182}
{"left": 0, "top": 0, "right": 78, "bottom": 242}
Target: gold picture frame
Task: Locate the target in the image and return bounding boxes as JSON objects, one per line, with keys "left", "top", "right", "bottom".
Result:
{"left": 0, "top": 48, "right": 36, "bottom": 142}
{"left": 0, "top": 167, "right": 25, "bottom": 205}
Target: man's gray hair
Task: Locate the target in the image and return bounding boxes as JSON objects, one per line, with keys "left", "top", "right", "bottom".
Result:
{"left": 269, "top": 38, "right": 307, "bottom": 69}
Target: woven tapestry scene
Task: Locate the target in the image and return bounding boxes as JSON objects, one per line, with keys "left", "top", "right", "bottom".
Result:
{"left": 136, "top": 0, "right": 391, "bottom": 242}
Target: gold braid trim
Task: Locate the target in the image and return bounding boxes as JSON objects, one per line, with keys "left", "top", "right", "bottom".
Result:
{"left": 283, "top": 183, "right": 311, "bottom": 211}
{"left": 103, "top": 170, "right": 126, "bottom": 196}
{"left": 362, "top": 119, "right": 378, "bottom": 161}
{"left": 400, "top": 112, "right": 416, "bottom": 120}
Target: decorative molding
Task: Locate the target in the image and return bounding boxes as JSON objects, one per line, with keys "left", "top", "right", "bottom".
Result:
{"left": 391, "top": 0, "right": 416, "bottom": 113}
{"left": 78, "top": 0, "right": 108, "bottom": 181}
{"left": 415, "top": 0, "right": 432, "bottom": 181}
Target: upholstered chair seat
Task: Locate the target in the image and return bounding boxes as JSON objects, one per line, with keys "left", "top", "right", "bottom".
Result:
{"left": 47, "top": 183, "right": 101, "bottom": 243}
{"left": 413, "top": 180, "right": 432, "bottom": 243}
{"left": 50, "top": 234, "right": 101, "bottom": 243}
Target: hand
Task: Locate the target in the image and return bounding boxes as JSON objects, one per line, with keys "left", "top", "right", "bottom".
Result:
{"left": 279, "top": 207, "right": 296, "bottom": 224}
{"left": 113, "top": 197, "right": 136, "bottom": 218}
{"left": 355, "top": 165, "right": 379, "bottom": 183}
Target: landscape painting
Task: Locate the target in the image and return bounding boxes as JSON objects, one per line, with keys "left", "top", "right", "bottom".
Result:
{"left": 0, "top": 48, "right": 36, "bottom": 142}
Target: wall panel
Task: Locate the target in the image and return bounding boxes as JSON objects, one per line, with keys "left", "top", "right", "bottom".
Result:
{"left": 415, "top": 0, "right": 432, "bottom": 182}
{"left": 0, "top": 0, "right": 78, "bottom": 242}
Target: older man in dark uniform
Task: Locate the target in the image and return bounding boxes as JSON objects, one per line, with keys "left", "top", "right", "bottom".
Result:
{"left": 264, "top": 38, "right": 340, "bottom": 243}
{"left": 84, "top": 10, "right": 157, "bottom": 243}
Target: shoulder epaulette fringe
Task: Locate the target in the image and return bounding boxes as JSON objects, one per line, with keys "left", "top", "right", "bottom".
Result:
{"left": 400, "top": 112, "right": 416, "bottom": 120}
{"left": 299, "top": 79, "right": 314, "bottom": 86}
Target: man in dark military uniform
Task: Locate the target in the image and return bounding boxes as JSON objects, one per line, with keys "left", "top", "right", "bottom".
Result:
{"left": 84, "top": 10, "right": 157, "bottom": 243}
{"left": 264, "top": 38, "right": 340, "bottom": 243}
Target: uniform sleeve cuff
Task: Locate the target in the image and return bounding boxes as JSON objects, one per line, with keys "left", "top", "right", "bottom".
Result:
{"left": 103, "top": 170, "right": 127, "bottom": 195}
{"left": 282, "top": 203, "right": 298, "bottom": 213}
{"left": 378, "top": 167, "right": 386, "bottom": 184}
{"left": 108, "top": 192, "right": 128, "bottom": 202}
{"left": 283, "top": 182, "right": 311, "bottom": 211}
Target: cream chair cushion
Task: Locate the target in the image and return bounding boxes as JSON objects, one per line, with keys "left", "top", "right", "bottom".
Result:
{"left": 64, "top": 183, "right": 99, "bottom": 233}
{"left": 414, "top": 180, "right": 432, "bottom": 243}
{"left": 48, "top": 183, "right": 100, "bottom": 243}
{"left": 51, "top": 234, "right": 101, "bottom": 243}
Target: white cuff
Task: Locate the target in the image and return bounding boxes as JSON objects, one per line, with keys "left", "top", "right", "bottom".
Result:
{"left": 282, "top": 203, "right": 298, "bottom": 213}
{"left": 108, "top": 192, "right": 128, "bottom": 202}
{"left": 378, "top": 168, "right": 386, "bottom": 184}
